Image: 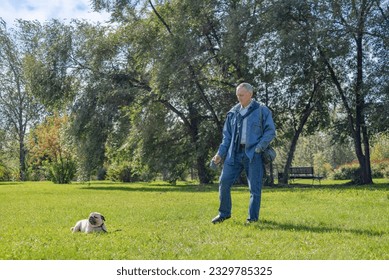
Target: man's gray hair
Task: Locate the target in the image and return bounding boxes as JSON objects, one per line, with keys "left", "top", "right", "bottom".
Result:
{"left": 237, "top": 82, "right": 254, "bottom": 94}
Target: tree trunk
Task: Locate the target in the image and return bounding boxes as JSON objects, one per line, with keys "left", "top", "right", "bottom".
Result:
{"left": 319, "top": 44, "right": 373, "bottom": 185}
{"left": 281, "top": 126, "right": 301, "bottom": 185}
{"left": 353, "top": 29, "right": 373, "bottom": 184}
{"left": 196, "top": 154, "right": 212, "bottom": 184}
{"left": 317, "top": 2, "right": 373, "bottom": 185}
{"left": 188, "top": 102, "right": 212, "bottom": 184}
{"left": 19, "top": 139, "right": 27, "bottom": 181}
{"left": 280, "top": 85, "right": 318, "bottom": 185}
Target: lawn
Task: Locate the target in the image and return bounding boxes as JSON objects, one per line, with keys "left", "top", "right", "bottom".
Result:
{"left": 0, "top": 179, "right": 388, "bottom": 260}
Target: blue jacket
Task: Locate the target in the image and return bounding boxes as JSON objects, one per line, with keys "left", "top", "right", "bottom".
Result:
{"left": 217, "top": 100, "right": 276, "bottom": 164}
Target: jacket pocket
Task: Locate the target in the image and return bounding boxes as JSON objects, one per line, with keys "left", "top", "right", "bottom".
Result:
{"left": 251, "top": 122, "right": 261, "bottom": 136}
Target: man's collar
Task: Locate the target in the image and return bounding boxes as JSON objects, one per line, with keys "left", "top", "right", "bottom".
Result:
{"left": 240, "top": 99, "right": 254, "bottom": 110}
{"left": 229, "top": 100, "right": 258, "bottom": 114}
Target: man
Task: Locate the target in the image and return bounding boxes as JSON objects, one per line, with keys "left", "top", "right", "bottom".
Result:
{"left": 211, "top": 82, "right": 276, "bottom": 224}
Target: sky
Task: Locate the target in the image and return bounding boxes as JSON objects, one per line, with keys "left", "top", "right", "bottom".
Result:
{"left": 0, "top": 0, "right": 111, "bottom": 27}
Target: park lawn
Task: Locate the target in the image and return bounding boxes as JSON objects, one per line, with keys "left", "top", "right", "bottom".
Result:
{"left": 0, "top": 179, "right": 388, "bottom": 260}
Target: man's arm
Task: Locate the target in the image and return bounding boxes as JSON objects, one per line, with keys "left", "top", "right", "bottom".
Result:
{"left": 214, "top": 113, "right": 233, "bottom": 162}
{"left": 255, "top": 107, "right": 276, "bottom": 153}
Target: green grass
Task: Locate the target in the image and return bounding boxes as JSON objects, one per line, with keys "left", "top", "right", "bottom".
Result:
{"left": 0, "top": 179, "right": 388, "bottom": 260}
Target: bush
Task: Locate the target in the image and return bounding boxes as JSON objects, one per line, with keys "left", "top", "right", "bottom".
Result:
{"left": 27, "top": 165, "right": 46, "bottom": 181}
{"left": 0, "top": 164, "right": 8, "bottom": 181}
{"left": 107, "top": 163, "right": 141, "bottom": 182}
{"left": 0, "top": 164, "right": 5, "bottom": 180}
{"left": 45, "top": 158, "right": 77, "bottom": 184}
{"left": 331, "top": 163, "right": 359, "bottom": 180}
{"left": 371, "top": 159, "right": 389, "bottom": 178}
{"left": 384, "top": 166, "right": 389, "bottom": 179}
{"left": 330, "top": 159, "right": 389, "bottom": 181}
{"left": 0, "top": 163, "right": 15, "bottom": 181}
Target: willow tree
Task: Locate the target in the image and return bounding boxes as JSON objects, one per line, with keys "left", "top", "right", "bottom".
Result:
{"left": 90, "top": 0, "right": 274, "bottom": 183}
{"left": 0, "top": 20, "right": 43, "bottom": 180}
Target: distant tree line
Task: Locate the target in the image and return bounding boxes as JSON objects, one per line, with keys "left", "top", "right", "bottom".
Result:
{"left": 0, "top": 0, "right": 388, "bottom": 184}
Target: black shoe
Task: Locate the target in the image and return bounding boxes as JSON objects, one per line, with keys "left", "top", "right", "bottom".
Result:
{"left": 245, "top": 219, "right": 258, "bottom": 224}
{"left": 211, "top": 215, "right": 231, "bottom": 224}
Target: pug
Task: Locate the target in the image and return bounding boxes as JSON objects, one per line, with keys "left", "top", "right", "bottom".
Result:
{"left": 71, "top": 212, "right": 107, "bottom": 233}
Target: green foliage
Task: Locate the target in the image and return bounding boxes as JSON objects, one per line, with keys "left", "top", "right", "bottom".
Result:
{"left": 3, "top": 0, "right": 387, "bottom": 186}
{"left": 331, "top": 160, "right": 389, "bottom": 181}
{"left": 286, "top": 132, "right": 356, "bottom": 175}
{"left": 23, "top": 21, "right": 77, "bottom": 109}
{"left": 371, "top": 133, "right": 389, "bottom": 160}
{"left": 104, "top": 102, "right": 193, "bottom": 184}
{"left": 106, "top": 162, "right": 141, "bottom": 182}
{"left": 27, "top": 114, "right": 77, "bottom": 184}
{"left": 0, "top": 20, "right": 44, "bottom": 180}
{"left": 384, "top": 166, "right": 389, "bottom": 179}
{"left": 0, "top": 131, "right": 9, "bottom": 180}
{"left": 371, "top": 160, "right": 389, "bottom": 179}
{"left": 0, "top": 180, "right": 388, "bottom": 259}
{"left": 0, "top": 163, "right": 6, "bottom": 180}
{"left": 45, "top": 158, "right": 77, "bottom": 184}
{"left": 331, "top": 164, "right": 360, "bottom": 181}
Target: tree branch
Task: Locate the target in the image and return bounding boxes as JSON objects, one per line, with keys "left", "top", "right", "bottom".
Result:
{"left": 148, "top": 0, "right": 173, "bottom": 35}
{"left": 317, "top": 45, "right": 356, "bottom": 138}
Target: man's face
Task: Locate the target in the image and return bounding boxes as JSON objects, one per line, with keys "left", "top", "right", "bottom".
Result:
{"left": 236, "top": 87, "right": 252, "bottom": 107}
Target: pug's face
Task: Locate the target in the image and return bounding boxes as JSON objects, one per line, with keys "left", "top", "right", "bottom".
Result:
{"left": 88, "top": 212, "right": 105, "bottom": 227}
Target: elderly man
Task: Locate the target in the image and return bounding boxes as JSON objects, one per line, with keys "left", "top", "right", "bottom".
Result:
{"left": 211, "top": 82, "right": 276, "bottom": 224}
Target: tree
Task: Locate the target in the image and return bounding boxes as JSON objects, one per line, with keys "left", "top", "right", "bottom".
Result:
{"left": 269, "top": 0, "right": 388, "bottom": 185}
{"left": 28, "top": 113, "right": 76, "bottom": 183}
{"left": 316, "top": 0, "right": 388, "bottom": 184}
{"left": 22, "top": 19, "right": 135, "bottom": 180}
{"left": 89, "top": 0, "right": 283, "bottom": 183}
{"left": 0, "top": 20, "right": 43, "bottom": 180}
{"left": 265, "top": 1, "right": 332, "bottom": 184}
{"left": 22, "top": 0, "right": 386, "bottom": 186}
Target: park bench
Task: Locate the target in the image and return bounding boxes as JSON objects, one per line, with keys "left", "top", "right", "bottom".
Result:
{"left": 279, "top": 167, "right": 323, "bottom": 184}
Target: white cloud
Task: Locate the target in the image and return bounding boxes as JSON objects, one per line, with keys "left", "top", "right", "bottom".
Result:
{"left": 0, "top": 0, "right": 110, "bottom": 26}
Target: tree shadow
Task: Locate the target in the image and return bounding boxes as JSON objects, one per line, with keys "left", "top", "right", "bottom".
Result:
{"left": 0, "top": 182, "right": 22, "bottom": 186}
{"left": 256, "top": 219, "right": 386, "bottom": 237}
{"left": 79, "top": 183, "right": 220, "bottom": 193}
{"left": 77, "top": 180, "right": 389, "bottom": 194}
{"left": 267, "top": 181, "right": 389, "bottom": 192}
{"left": 78, "top": 181, "right": 256, "bottom": 193}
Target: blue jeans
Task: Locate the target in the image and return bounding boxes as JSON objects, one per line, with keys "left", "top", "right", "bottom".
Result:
{"left": 218, "top": 151, "right": 264, "bottom": 221}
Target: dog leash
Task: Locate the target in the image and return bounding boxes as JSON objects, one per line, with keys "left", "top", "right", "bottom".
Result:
{"left": 99, "top": 223, "right": 108, "bottom": 233}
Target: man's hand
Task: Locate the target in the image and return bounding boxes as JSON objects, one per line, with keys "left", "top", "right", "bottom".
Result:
{"left": 212, "top": 154, "right": 222, "bottom": 164}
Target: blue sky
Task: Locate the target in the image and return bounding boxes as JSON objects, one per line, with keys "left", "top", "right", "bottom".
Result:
{"left": 0, "top": 0, "right": 110, "bottom": 26}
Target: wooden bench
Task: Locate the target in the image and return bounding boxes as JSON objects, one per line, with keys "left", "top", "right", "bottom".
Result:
{"left": 287, "top": 167, "right": 323, "bottom": 184}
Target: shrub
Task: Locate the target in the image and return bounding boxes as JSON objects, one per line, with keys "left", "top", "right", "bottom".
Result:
{"left": 27, "top": 114, "right": 77, "bottom": 184}
{"left": 330, "top": 159, "right": 389, "bottom": 181}
{"left": 0, "top": 163, "right": 5, "bottom": 180}
{"left": 331, "top": 163, "right": 359, "bottom": 180}
{"left": 45, "top": 158, "right": 77, "bottom": 184}
{"left": 0, "top": 163, "right": 14, "bottom": 181}
{"left": 371, "top": 159, "right": 389, "bottom": 178}
{"left": 384, "top": 166, "right": 389, "bottom": 179}
{"left": 27, "top": 165, "right": 46, "bottom": 181}
{"left": 106, "top": 162, "right": 141, "bottom": 182}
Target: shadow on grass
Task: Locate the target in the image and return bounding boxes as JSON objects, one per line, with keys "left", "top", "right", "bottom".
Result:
{"left": 79, "top": 184, "right": 253, "bottom": 193}
{"left": 79, "top": 183, "right": 220, "bottom": 193}
{"left": 0, "top": 182, "right": 22, "bottom": 186}
{"left": 78, "top": 180, "right": 389, "bottom": 193}
{"left": 256, "top": 219, "right": 386, "bottom": 236}
{"left": 267, "top": 181, "right": 389, "bottom": 192}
